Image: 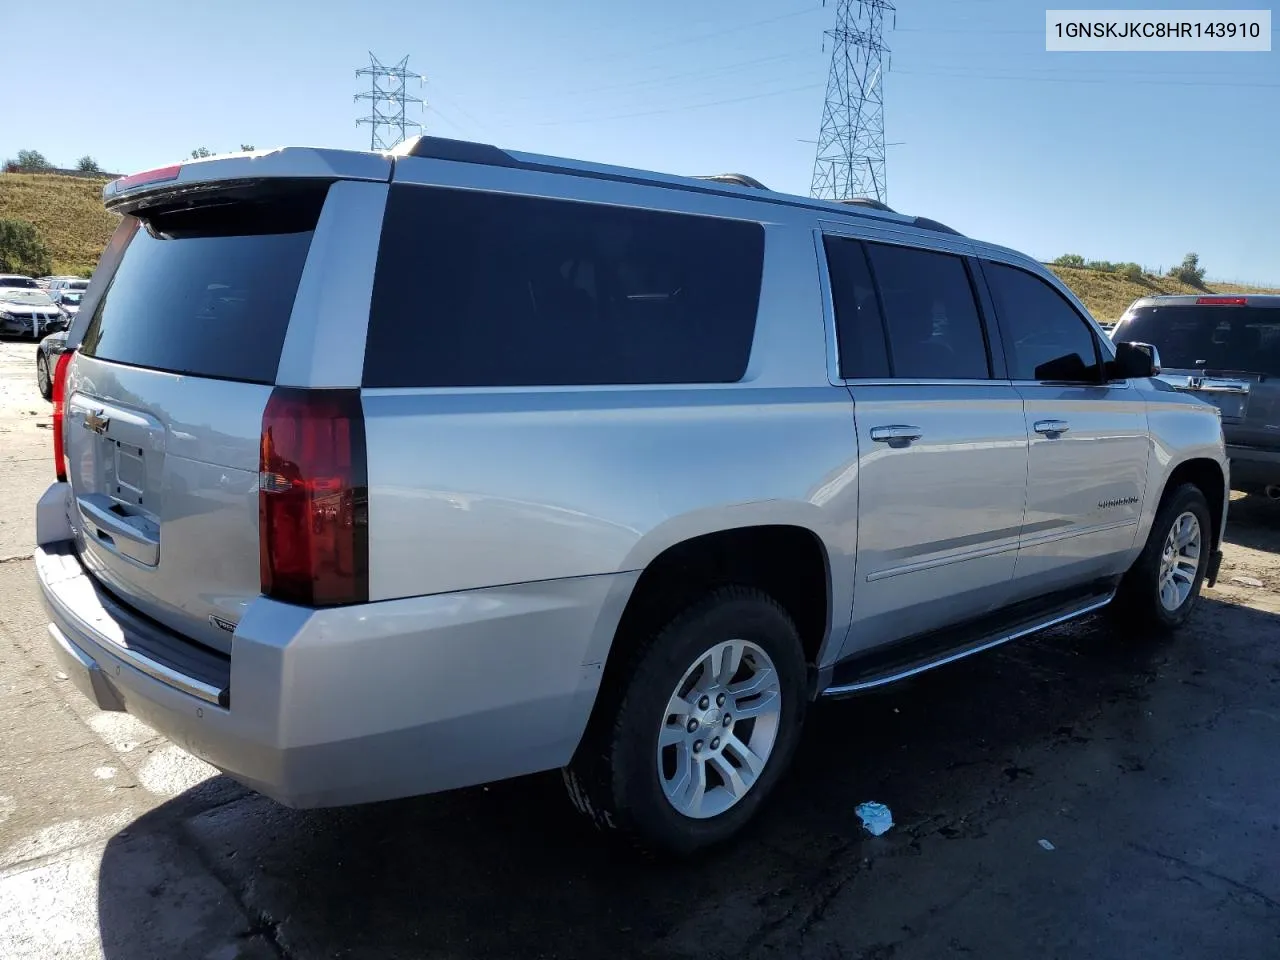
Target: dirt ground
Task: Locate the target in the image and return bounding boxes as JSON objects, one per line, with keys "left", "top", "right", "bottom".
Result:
{"left": 1, "top": 337, "right": 1278, "bottom": 960}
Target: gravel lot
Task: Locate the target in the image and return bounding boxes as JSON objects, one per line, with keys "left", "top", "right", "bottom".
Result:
{"left": 2, "top": 337, "right": 1278, "bottom": 960}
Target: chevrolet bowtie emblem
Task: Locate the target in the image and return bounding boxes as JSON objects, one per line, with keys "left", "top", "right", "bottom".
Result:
{"left": 83, "top": 410, "right": 110, "bottom": 435}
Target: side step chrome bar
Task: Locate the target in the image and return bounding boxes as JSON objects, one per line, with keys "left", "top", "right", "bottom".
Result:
{"left": 820, "top": 592, "right": 1115, "bottom": 698}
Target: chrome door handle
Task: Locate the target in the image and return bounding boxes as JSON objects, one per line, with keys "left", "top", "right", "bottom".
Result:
{"left": 1033, "top": 420, "right": 1071, "bottom": 437}
{"left": 870, "top": 425, "right": 923, "bottom": 444}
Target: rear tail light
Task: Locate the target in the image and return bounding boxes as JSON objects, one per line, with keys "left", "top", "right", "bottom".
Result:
{"left": 259, "top": 388, "right": 369, "bottom": 607}
{"left": 51, "top": 350, "right": 75, "bottom": 482}
{"left": 1195, "top": 296, "right": 1248, "bottom": 306}
{"left": 113, "top": 164, "right": 181, "bottom": 193}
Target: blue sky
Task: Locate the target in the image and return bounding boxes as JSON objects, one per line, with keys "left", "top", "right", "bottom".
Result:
{"left": 4, "top": 0, "right": 1277, "bottom": 283}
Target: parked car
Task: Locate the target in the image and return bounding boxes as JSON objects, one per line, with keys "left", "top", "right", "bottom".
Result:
{"left": 0, "top": 288, "right": 69, "bottom": 338}
{"left": 35, "top": 139, "right": 1228, "bottom": 856}
{"left": 52, "top": 290, "right": 84, "bottom": 317}
{"left": 1112, "top": 295, "right": 1280, "bottom": 497}
{"left": 36, "top": 328, "right": 71, "bottom": 400}
{"left": 0, "top": 274, "right": 40, "bottom": 290}
{"left": 47, "top": 277, "right": 90, "bottom": 297}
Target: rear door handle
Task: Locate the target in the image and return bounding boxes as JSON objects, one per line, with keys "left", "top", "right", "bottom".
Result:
{"left": 1033, "top": 420, "right": 1071, "bottom": 437}
{"left": 870, "top": 425, "right": 924, "bottom": 445}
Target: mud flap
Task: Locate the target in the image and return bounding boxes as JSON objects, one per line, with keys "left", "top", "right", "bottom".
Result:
{"left": 1206, "top": 549, "right": 1224, "bottom": 588}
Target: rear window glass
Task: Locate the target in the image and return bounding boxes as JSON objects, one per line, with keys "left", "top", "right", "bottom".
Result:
{"left": 363, "top": 185, "right": 765, "bottom": 388}
{"left": 864, "top": 243, "right": 991, "bottom": 380}
{"left": 1114, "top": 305, "right": 1280, "bottom": 377}
{"left": 79, "top": 184, "right": 326, "bottom": 384}
{"left": 824, "top": 236, "right": 890, "bottom": 379}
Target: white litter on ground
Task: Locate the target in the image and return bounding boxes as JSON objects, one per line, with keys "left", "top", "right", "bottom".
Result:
{"left": 855, "top": 802, "right": 894, "bottom": 836}
{"left": 1231, "top": 575, "right": 1263, "bottom": 588}
{"left": 1038, "top": 838, "right": 1055, "bottom": 851}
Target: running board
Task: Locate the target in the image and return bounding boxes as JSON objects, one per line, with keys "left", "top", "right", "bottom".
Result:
{"left": 821, "top": 583, "right": 1116, "bottom": 698}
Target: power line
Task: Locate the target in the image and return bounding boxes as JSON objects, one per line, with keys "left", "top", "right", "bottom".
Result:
{"left": 576, "top": 5, "right": 818, "bottom": 66}
{"left": 534, "top": 81, "right": 824, "bottom": 126}
{"left": 896, "top": 68, "right": 1280, "bottom": 89}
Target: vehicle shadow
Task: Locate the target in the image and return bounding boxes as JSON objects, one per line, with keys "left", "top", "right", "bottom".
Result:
{"left": 1224, "top": 493, "right": 1280, "bottom": 553}
{"left": 93, "top": 593, "right": 1280, "bottom": 960}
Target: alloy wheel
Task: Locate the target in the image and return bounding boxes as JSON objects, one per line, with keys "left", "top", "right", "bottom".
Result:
{"left": 657, "top": 638, "right": 782, "bottom": 820}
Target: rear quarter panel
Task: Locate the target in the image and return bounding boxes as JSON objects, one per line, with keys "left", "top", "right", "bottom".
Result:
{"left": 362, "top": 218, "right": 860, "bottom": 666}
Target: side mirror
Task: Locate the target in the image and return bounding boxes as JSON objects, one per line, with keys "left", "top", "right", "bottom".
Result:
{"left": 1110, "top": 341, "right": 1161, "bottom": 379}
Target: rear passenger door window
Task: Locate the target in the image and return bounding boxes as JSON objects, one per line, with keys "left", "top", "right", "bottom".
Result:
{"left": 363, "top": 186, "right": 765, "bottom": 388}
{"left": 824, "top": 237, "right": 890, "bottom": 379}
{"left": 982, "top": 261, "right": 1102, "bottom": 382}
{"left": 864, "top": 243, "right": 991, "bottom": 380}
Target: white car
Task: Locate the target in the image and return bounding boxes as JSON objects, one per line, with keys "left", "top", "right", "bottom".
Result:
{"left": 0, "top": 274, "right": 41, "bottom": 291}
{"left": 46, "top": 277, "right": 90, "bottom": 297}
{"left": 0, "top": 288, "right": 69, "bottom": 338}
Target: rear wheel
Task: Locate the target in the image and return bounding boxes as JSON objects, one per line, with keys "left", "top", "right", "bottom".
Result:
{"left": 564, "top": 586, "right": 807, "bottom": 856}
{"left": 1112, "top": 483, "right": 1211, "bottom": 632}
{"left": 36, "top": 353, "right": 52, "bottom": 401}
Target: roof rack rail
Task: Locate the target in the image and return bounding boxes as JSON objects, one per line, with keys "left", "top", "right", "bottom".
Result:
{"left": 393, "top": 135, "right": 965, "bottom": 237}
{"left": 837, "top": 197, "right": 896, "bottom": 213}
{"left": 692, "top": 173, "right": 769, "bottom": 190}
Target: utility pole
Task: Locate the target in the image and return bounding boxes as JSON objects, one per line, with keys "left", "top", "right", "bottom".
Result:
{"left": 355, "top": 54, "right": 425, "bottom": 151}
{"left": 810, "top": 0, "right": 895, "bottom": 204}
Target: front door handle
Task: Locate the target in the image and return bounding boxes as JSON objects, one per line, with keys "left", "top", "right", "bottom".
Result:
{"left": 870, "top": 425, "right": 924, "bottom": 445}
{"left": 1033, "top": 419, "right": 1071, "bottom": 437}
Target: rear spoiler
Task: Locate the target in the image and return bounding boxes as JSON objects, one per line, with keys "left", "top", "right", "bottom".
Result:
{"left": 103, "top": 147, "right": 393, "bottom": 213}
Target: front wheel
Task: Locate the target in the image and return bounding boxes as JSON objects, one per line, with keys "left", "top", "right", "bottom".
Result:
{"left": 1112, "top": 483, "right": 1211, "bottom": 632}
{"left": 564, "top": 587, "right": 807, "bottom": 856}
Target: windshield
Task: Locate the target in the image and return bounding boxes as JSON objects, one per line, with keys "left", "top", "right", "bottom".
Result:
{"left": 0, "top": 290, "right": 58, "bottom": 308}
{"left": 1114, "top": 305, "right": 1280, "bottom": 377}
{"left": 61, "top": 292, "right": 84, "bottom": 306}
{"left": 0, "top": 277, "right": 38, "bottom": 289}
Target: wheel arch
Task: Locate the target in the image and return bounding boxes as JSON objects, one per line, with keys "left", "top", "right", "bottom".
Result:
{"left": 1160, "top": 456, "right": 1228, "bottom": 549}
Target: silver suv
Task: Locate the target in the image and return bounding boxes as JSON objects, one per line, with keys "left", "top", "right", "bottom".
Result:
{"left": 36, "top": 138, "right": 1228, "bottom": 855}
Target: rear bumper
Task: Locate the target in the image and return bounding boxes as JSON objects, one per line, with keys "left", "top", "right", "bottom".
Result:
{"left": 1226, "top": 444, "right": 1280, "bottom": 490}
{"left": 36, "top": 498, "right": 632, "bottom": 807}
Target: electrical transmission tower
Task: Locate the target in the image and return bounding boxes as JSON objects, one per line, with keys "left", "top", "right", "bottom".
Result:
{"left": 355, "top": 53, "right": 424, "bottom": 151}
{"left": 810, "top": 0, "right": 895, "bottom": 204}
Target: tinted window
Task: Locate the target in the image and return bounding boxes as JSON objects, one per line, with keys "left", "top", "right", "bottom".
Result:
{"left": 80, "top": 185, "right": 324, "bottom": 384}
{"left": 865, "top": 243, "right": 989, "bottom": 379}
{"left": 1114, "top": 305, "right": 1280, "bottom": 377}
{"left": 983, "top": 261, "right": 1100, "bottom": 382}
{"left": 0, "top": 277, "right": 38, "bottom": 288}
{"left": 824, "top": 237, "right": 889, "bottom": 379}
{"left": 364, "top": 186, "right": 764, "bottom": 388}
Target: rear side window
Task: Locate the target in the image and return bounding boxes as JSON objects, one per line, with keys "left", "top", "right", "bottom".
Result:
{"left": 79, "top": 184, "right": 325, "bottom": 384}
{"left": 1114, "top": 305, "right": 1280, "bottom": 377}
{"left": 983, "top": 261, "right": 1101, "bottom": 382}
{"left": 363, "top": 186, "right": 764, "bottom": 388}
{"left": 824, "top": 236, "right": 890, "bottom": 379}
{"left": 864, "top": 243, "right": 990, "bottom": 379}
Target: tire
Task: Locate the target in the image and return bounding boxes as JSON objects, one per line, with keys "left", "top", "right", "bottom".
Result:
{"left": 1112, "top": 483, "right": 1211, "bottom": 633}
{"left": 564, "top": 586, "right": 807, "bottom": 857}
{"left": 36, "top": 353, "right": 52, "bottom": 402}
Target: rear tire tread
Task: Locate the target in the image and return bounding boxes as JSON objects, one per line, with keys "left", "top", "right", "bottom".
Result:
{"left": 564, "top": 585, "right": 805, "bottom": 857}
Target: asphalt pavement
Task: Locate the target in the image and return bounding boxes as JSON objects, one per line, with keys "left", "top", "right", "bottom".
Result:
{"left": 1, "top": 338, "right": 1278, "bottom": 960}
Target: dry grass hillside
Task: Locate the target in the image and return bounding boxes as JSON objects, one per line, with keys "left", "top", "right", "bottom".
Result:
{"left": 0, "top": 172, "right": 119, "bottom": 275}
{"left": 1046, "top": 265, "right": 1277, "bottom": 325}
